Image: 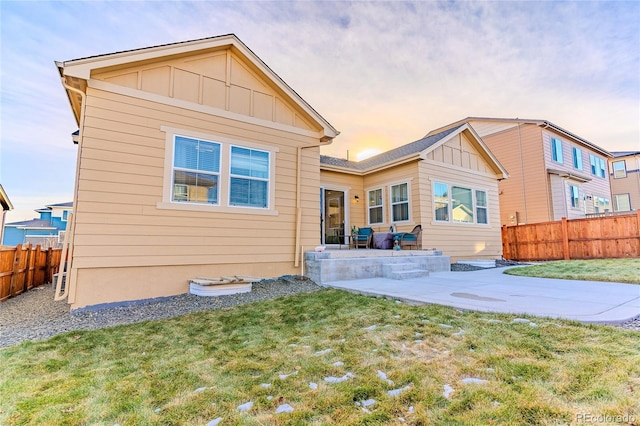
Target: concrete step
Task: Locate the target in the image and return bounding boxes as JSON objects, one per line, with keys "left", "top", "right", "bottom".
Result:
{"left": 386, "top": 269, "right": 430, "bottom": 280}
{"left": 382, "top": 263, "right": 429, "bottom": 280}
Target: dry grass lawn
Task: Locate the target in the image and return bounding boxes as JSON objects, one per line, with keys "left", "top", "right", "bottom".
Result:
{"left": 1, "top": 289, "right": 639, "bottom": 425}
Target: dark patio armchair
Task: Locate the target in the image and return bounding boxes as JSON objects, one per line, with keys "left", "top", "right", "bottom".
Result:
{"left": 354, "top": 227, "right": 374, "bottom": 249}
{"left": 393, "top": 224, "right": 422, "bottom": 250}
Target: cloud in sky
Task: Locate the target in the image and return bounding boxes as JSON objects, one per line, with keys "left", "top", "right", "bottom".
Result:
{"left": 1, "top": 0, "right": 638, "bottom": 221}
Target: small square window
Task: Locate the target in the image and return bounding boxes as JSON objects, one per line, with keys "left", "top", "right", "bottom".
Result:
{"left": 612, "top": 160, "right": 627, "bottom": 179}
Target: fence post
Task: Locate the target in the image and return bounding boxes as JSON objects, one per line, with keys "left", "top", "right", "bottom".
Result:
{"left": 561, "top": 217, "right": 570, "bottom": 260}
{"left": 30, "top": 245, "right": 42, "bottom": 288}
{"left": 24, "top": 244, "right": 34, "bottom": 292}
{"left": 501, "top": 225, "right": 510, "bottom": 260}
{"left": 9, "top": 244, "right": 22, "bottom": 297}
{"left": 45, "top": 248, "right": 53, "bottom": 283}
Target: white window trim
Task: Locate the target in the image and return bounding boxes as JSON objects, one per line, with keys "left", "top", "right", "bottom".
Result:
{"left": 158, "top": 126, "right": 279, "bottom": 215}
{"left": 612, "top": 160, "right": 627, "bottom": 179}
{"left": 614, "top": 193, "right": 631, "bottom": 212}
{"left": 172, "top": 136, "right": 221, "bottom": 206}
{"left": 228, "top": 144, "right": 271, "bottom": 210}
{"left": 551, "top": 138, "right": 563, "bottom": 164}
{"left": 569, "top": 185, "right": 580, "bottom": 209}
{"left": 433, "top": 181, "right": 450, "bottom": 223}
{"left": 366, "top": 187, "right": 384, "bottom": 225}
{"left": 431, "top": 180, "right": 490, "bottom": 226}
{"left": 572, "top": 147, "right": 583, "bottom": 170}
{"left": 389, "top": 181, "right": 411, "bottom": 224}
{"left": 589, "top": 154, "right": 606, "bottom": 179}
{"left": 475, "top": 189, "right": 488, "bottom": 224}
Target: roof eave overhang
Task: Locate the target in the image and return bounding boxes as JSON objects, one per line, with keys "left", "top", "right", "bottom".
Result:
{"left": 547, "top": 168, "right": 592, "bottom": 183}
{"left": 0, "top": 185, "right": 13, "bottom": 211}
{"left": 539, "top": 121, "right": 611, "bottom": 158}
{"left": 362, "top": 154, "right": 421, "bottom": 174}
{"left": 320, "top": 165, "right": 364, "bottom": 176}
{"left": 430, "top": 117, "right": 611, "bottom": 159}
{"left": 320, "top": 153, "right": 422, "bottom": 176}
{"left": 17, "top": 227, "right": 57, "bottom": 231}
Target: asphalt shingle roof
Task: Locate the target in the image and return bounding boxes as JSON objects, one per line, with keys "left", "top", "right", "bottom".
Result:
{"left": 611, "top": 151, "right": 640, "bottom": 157}
{"left": 321, "top": 125, "right": 463, "bottom": 171}
{"left": 5, "top": 219, "right": 53, "bottom": 228}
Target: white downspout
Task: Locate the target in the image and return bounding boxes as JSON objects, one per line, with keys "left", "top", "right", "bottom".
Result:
{"left": 295, "top": 142, "right": 328, "bottom": 268}
{"left": 295, "top": 146, "right": 303, "bottom": 267}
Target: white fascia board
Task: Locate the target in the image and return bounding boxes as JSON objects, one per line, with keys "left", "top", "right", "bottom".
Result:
{"left": 60, "top": 35, "right": 238, "bottom": 80}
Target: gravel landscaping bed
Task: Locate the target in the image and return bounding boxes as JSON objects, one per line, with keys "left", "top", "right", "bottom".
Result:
{"left": 1, "top": 273, "right": 638, "bottom": 349}
{"left": 0, "top": 277, "right": 321, "bottom": 349}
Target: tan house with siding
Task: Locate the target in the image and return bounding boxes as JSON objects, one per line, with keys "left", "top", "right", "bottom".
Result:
{"left": 320, "top": 123, "right": 508, "bottom": 261}
{"left": 56, "top": 34, "right": 338, "bottom": 310}
{"left": 428, "top": 118, "right": 613, "bottom": 225}
{"left": 609, "top": 151, "right": 640, "bottom": 212}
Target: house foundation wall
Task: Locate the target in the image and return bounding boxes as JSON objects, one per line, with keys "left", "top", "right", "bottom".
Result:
{"left": 69, "top": 261, "right": 299, "bottom": 311}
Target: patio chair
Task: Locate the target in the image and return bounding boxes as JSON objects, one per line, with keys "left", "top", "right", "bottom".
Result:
{"left": 393, "top": 224, "right": 422, "bottom": 250}
{"left": 354, "top": 227, "right": 374, "bottom": 249}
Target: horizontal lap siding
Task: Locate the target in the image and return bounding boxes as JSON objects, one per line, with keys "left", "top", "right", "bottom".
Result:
{"left": 74, "top": 88, "right": 320, "bottom": 268}
{"left": 541, "top": 130, "right": 612, "bottom": 217}
{"left": 362, "top": 162, "right": 421, "bottom": 233}
{"left": 481, "top": 125, "right": 549, "bottom": 225}
{"left": 419, "top": 162, "right": 502, "bottom": 260}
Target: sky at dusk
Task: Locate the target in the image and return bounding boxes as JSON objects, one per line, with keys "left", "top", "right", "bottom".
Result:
{"left": 1, "top": 1, "right": 639, "bottom": 222}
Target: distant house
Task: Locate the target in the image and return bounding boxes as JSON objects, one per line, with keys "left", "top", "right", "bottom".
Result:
{"left": 2, "top": 202, "right": 73, "bottom": 248}
{"left": 320, "top": 123, "right": 509, "bottom": 260}
{"left": 427, "top": 118, "right": 613, "bottom": 225}
{"left": 0, "top": 185, "right": 14, "bottom": 245}
{"left": 56, "top": 34, "right": 338, "bottom": 310}
{"left": 609, "top": 151, "right": 640, "bottom": 212}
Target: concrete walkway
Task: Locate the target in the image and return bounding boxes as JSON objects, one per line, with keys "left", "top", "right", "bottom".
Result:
{"left": 323, "top": 267, "right": 640, "bottom": 323}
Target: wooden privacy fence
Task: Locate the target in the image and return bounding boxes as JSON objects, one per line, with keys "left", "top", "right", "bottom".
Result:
{"left": 0, "top": 244, "right": 63, "bottom": 301}
{"left": 502, "top": 211, "right": 640, "bottom": 261}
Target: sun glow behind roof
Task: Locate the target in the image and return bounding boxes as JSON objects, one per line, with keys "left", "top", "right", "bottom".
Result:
{"left": 356, "top": 149, "right": 383, "bottom": 162}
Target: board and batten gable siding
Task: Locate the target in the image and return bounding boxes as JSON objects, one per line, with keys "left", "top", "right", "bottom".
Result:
{"left": 92, "top": 48, "right": 319, "bottom": 134}
{"left": 541, "top": 131, "right": 612, "bottom": 217}
{"left": 419, "top": 134, "right": 502, "bottom": 260}
{"left": 478, "top": 124, "right": 550, "bottom": 225}
{"left": 68, "top": 84, "right": 322, "bottom": 309}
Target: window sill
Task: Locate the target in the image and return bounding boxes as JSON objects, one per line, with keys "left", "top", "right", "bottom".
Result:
{"left": 156, "top": 202, "right": 279, "bottom": 216}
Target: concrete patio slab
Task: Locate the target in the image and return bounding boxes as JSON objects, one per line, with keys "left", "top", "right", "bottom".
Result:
{"left": 323, "top": 266, "right": 640, "bottom": 323}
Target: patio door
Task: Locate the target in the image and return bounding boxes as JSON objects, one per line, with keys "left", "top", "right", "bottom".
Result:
{"left": 321, "top": 189, "right": 346, "bottom": 245}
